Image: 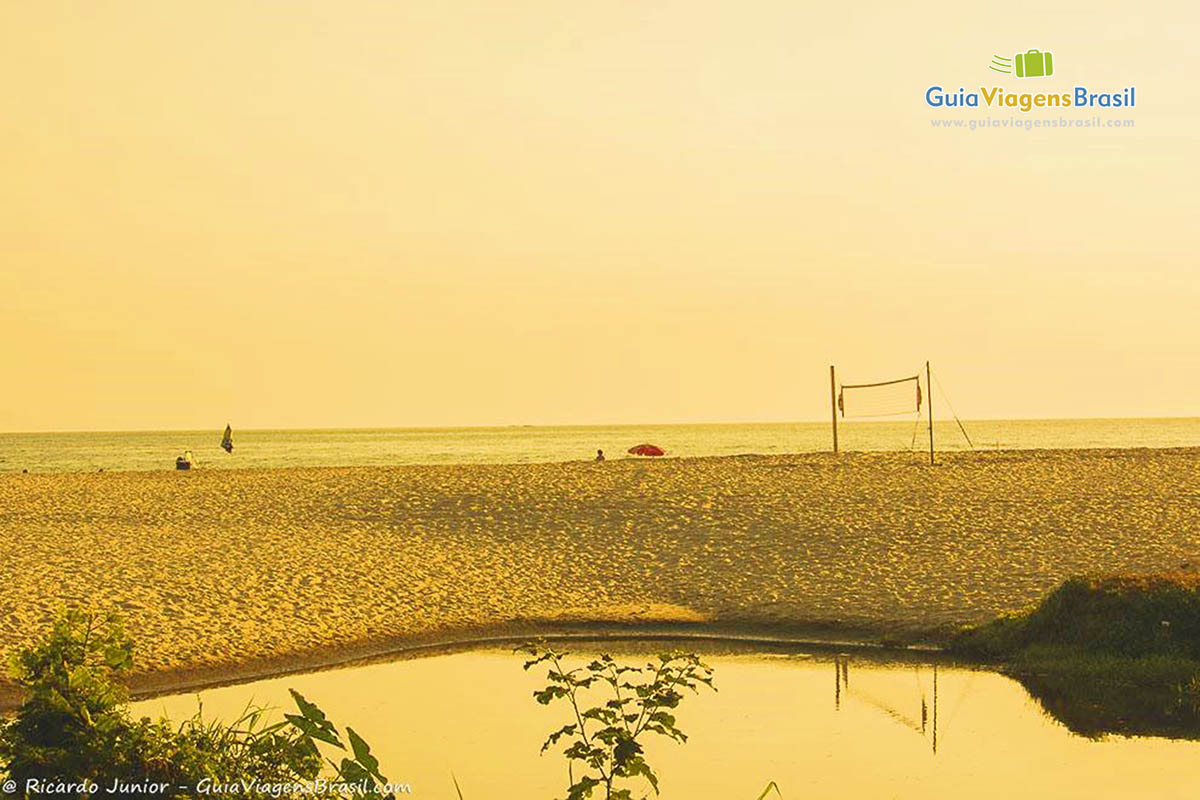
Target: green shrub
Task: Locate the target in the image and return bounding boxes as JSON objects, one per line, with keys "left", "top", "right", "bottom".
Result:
{"left": 521, "top": 644, "right": 715, "bottom": 800}
{"left": 0, "top": 610, "right": 393, "bottom": 799}
{"left": 953, "top": 573, "right": 1200, "bottom": 660}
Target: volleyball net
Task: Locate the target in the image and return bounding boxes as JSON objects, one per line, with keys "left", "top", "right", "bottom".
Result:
{"left": 838, "top": 374, "right": 922, "bottom": 419}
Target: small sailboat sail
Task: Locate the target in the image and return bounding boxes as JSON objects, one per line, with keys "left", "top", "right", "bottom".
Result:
{"left": 221, "top": 424, "right": 234, "bottom": 454}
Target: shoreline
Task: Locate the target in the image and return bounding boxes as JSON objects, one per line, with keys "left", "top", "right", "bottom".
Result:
{"left": 0, "top": 616, "right": 945, "bottom": 714}
{"left": 4, "top": 443, "right": 1200, "bottom": 477}
{"left": 2, "top": 448, "right": 1197, "bottom": 715}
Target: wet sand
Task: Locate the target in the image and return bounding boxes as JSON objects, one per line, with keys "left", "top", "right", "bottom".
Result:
{"left": 0, "top": 449, "right": 1197, "bottom": 699}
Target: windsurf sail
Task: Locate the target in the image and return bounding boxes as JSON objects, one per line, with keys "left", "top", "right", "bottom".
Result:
{"left": 221, "top": 424, "right": 233, "bottom": 454}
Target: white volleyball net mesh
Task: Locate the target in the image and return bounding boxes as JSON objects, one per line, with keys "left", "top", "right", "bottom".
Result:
{"left": 838, "top": 375, "right": 922, "bottom": 419}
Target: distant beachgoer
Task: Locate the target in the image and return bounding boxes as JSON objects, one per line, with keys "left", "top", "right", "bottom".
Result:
{"left": 596, "top": 449, "right": 605, "bottom": 462}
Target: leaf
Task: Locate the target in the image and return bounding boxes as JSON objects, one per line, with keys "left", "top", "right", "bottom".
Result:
{"left": 541, "top": 723, "right": 578, "bottom": 753}
{"left": 339, "top": 757, "right": 374, "bottom": 786}
{"left": 287, "top": 689, "right": 345, "bottom": 748}
{"left": 648, "top": 711, "right": 676, "bottom": 729}
{"left": 566, "top": 776, "right": 602, "bottom": 800}
{"left": 523, "top": 652, "right": 554, "bottom": 671}
{"left": 347, "top": 727, "right": 385, "bottom": 781}
{"left": 624, "top": 756, "right": 659, "bottom": 794}
{"left": 283, "top": 713, "right": 343, "bottom": 748}
{"left": 534, "top": 686, "right": 569, "bottom": 705}
{"left": 581, "top": 706, "right": 618, "bottom": 724}
{"left": 563, "top": 740, "right": 594, "bottom": 761}
{"left": 103, "top": 643, "right": 133, "bottom": 671}
{"left": 593, "top": 725, "right": 626, "bottom": 745}
{"left": 644, "top": 722, "right": 686, "bottom": 743}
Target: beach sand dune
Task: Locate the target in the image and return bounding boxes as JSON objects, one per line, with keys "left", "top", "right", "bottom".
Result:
{"left": 0, "top": 449, "right": 1196, "bottom": 693}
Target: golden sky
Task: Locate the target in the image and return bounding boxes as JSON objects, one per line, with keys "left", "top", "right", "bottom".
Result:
{"left": 1, "top": 1, "right": 1196, "bottom": 431}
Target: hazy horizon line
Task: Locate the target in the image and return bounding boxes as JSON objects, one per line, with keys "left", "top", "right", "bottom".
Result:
{"left": 3, "top": 414, "right": 1199, "bottom": 437}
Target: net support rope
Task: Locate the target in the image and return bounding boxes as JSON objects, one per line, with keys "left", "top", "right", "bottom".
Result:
{"left": 931, "top": 370, "right": 975, "bottom": 449}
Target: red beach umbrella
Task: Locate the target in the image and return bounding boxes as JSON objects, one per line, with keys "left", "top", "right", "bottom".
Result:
{"left": 628, "top": 443, "right": 665, "bottom": 457}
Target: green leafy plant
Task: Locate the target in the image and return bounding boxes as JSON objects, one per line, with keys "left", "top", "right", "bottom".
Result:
{"left": 521, "top": 644, "right": 715, "bottom": 800}
{"left": 0, "top": 609, "right": 394, "bottom": 799}
{"left": 285, "top": 688, "right": 397, "bottom": 796}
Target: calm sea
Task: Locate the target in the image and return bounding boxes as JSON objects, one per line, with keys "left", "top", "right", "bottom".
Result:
{"left": 1, "top": 418, "right": 1198, "bottom": 473}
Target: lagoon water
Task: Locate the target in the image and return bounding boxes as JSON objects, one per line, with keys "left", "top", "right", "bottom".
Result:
{"left": 135, "top": 644, "right": 1200, "bottom": 800}
{"left": 4, "top": 417, "right": 1200, "bottom": 473}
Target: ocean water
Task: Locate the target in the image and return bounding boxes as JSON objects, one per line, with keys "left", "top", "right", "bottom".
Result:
{"left": 1, "top": 418, "right": 1198, "bottom": 473}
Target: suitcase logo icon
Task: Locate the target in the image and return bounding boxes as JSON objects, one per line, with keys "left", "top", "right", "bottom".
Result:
{"left": 988, "top": 49, "right": 1054, "bottom": 78}
{"left": 1014, "top": 49, "right": 1053, "bottom": 78}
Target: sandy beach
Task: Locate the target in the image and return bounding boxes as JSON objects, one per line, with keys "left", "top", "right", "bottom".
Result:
{"left": 0, "top": 449, "right": 1197, "bottom": 700}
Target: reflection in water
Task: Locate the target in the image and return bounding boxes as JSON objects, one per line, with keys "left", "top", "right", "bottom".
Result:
{"left": 134, "top": 643, "right": 1200, "bottom": 800}
{"left": 834, "top": 656, "right": 938, "bottom": 752}
{"left": 834, "top": 651, "right": 1200, "bottom": 746}
{"left": 1014, "top": 670, "right": 1200, "bottom": 740}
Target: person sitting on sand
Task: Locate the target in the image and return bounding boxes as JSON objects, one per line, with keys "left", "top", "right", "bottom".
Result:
{"left": 596, "top": 449, "right": 605, "bottom": 462}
